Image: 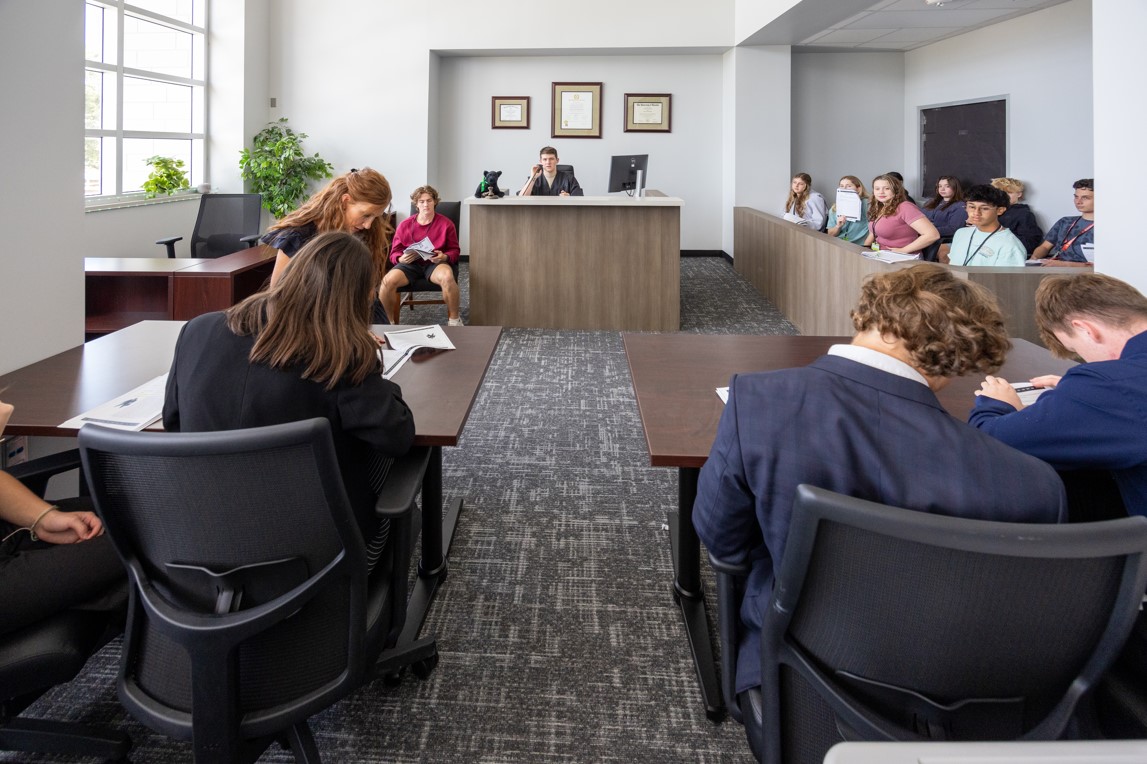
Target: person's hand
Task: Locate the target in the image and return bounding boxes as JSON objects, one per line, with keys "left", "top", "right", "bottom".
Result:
{"left": 34, "top": 509, "right": 104, "bottom": 545}
{"left": 0, "top": 398, "right": 12, "bottom": 435}
{"left": 975, "top": 375, "right": 1023, "bottom": 409}
{"left": 430, "top": 250, "right": 447, "bottom": 264}
{"left": 370, "top": 331, "right": 385, "bottom": 346}
{"left": 889, "top": 247, "right": 909, "bottom": 254}
{"left": 837, "top": 216, "right": 851, "bottom": 224}
{"left": 559, "top": 191, "right": 570, "bottom": 197}
{"left": 398, "top": 251, "right": 419, "bottom": 264}
{"left": 530, "top": 164, "right": 541, "bottom": 177}
{"left": 1030, "top": 374, "right": 1062, "bottom": 389}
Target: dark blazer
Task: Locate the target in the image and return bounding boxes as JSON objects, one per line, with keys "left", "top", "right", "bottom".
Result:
{"left": 693, "top": 354, "right": 1067, "bottom": 693}
{"left": 163, "top": 312, "right": 415, "bottom": 538}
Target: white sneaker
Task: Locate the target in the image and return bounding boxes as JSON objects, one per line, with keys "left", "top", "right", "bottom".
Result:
{"left": 447, "top": 317, "right": 465, "bottom": 326}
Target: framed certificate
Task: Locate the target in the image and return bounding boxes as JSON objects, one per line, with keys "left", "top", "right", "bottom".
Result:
{"left": 624, "top": 93, "right": 671, "bottom": 133}
{"left": 492, "top": 96, "right": 530, "bottom": 129}
{"left": 552, "top": 82, "right": 602, "bottom": 139}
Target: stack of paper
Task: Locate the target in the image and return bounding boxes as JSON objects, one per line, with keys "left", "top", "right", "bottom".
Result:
{"left": 403, "top": 236, "right": 436, "bottom": 261}
{"left": 380, "top": 325, "right": 457, "bottom": 379}
{"left": 60, "top": 374, "right": 168, "bottom": 431}
{"left": 863, "top": 250, "right": 920, "bottom": 264}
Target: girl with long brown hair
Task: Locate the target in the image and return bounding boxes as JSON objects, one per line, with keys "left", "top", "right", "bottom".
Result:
{"left": 781, "top": 172, "right": 827, "bottom": 230}
{"left": 921, "top": 175, "right": 968, "bottom": 238}
{"left": 163, "top": 231, "right": 414, "bottom": 549}
{"left": 864, "top": 173, "right": 940, "bottom": 256}
{"left": 261, "top": 167, "right": 394, "bottom": 322}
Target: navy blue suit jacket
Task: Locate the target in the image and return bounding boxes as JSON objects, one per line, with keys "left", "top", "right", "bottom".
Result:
{"left": 693, "top": 354, "right": 1067, "bottom": 693}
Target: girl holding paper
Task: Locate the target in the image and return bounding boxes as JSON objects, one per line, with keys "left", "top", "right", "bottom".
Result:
{"left": 782, "top": 173, "right": 827, "bottom": 230}
{"left": 826, "top": 175, "right": 871, "bottom": 244}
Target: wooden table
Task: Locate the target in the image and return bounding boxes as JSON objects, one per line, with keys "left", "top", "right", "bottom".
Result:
{"left": 622, "top": 333, "right": 1077, "bottom": 720}
{"left": 466, "top": 192, "right": 682, "bottom": 331}
{"left": 0, "top": 320, "right": 503, "bottom": 660}
{"left": 85, "top": 247, "right": 275, "bottom": 337}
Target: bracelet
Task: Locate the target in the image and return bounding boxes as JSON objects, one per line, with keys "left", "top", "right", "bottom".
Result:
{"left": 29, "top": 505, "right": 59, "bottom": 542}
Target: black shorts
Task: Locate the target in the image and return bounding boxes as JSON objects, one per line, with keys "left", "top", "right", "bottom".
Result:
{"left": 395, "top": 261, "right": 442, "bottom": 283}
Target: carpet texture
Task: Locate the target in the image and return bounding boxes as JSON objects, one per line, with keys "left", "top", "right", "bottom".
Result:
{"left": 4, "top": 258, "right": 797, "bottom": 763}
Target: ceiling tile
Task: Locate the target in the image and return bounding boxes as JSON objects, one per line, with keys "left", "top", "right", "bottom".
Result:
{"left": 846, "top": 9, "right": 1015, "bottom": 28}
{"left": 811, "top": 28, "right": 901, "bottom": 45}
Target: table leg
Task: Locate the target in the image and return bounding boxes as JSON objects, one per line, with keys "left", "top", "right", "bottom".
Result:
{"left": 400, "top": 445, "right": 464, "bottom": 643}
{"left": 670, "top": 466, "right": 725, "bottom": 722}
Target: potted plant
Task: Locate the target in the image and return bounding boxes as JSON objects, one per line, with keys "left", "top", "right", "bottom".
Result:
{"left": 239, "top": 117, "right": 334, "bottom": 218}
{"left": 142, "top": 155, "right": 190, "bottom": 197}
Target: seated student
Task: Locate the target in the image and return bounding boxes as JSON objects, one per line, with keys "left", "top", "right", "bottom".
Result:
{"left": 970, "top": 273, "right": 1147, "bottom": 517}
{"left": 378, "top": 185, "right": 463, "bottom": 326}
{"left": 863, "top": 173, "right": 940, "bottom": 256}
{"left": 164, "top": 231, "right": 415, "bottom": 557}
{"left": 885, "top": 171, "right": 916, "bottom": 204}
{"left": 518, "top": 147, "right": 583, "bottom": 197}
{"left": 825, "top": 175, "right": 871, "bottom": 244}
{"left": 261, "top": 167, "right": 394, "bottom": 322}
{"left": 693, "top": 264, "right": 1066, "bottom": 755}
{"left": 0, "top": 398, "right": 126, "bottom": 636}
{"left": 921, "top": 175, "right": 968, "bottom": 238}
{"left": 1028, "top": 178, "right": 1095, "bottom": 267}
{"left": 781, "top": 172, "right": 827, "bottom": 230}
{"left": 991, "top": 177, "right": 1044, "bottom": 254}
{"left": 945, "top": 184, "right": 1027, "bottom": 267}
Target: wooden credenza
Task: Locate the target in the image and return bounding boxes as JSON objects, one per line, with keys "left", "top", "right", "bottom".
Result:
{"left": 85, "top": 246, "right": 275, "bottom": 337}
{"left": 733, "top": 207, "right": 1083, "bottom": 346}
{"left": 466, "top": 192, "right": 682, "bottom": 331}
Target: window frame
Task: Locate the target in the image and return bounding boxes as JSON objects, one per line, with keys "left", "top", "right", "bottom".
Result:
{"left": 84, "top": 0, "right": 208, "bottom": 205}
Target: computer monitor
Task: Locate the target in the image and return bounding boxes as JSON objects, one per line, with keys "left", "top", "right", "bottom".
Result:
{"left": 607, "top": 154, "right": 649, "bottom": 195}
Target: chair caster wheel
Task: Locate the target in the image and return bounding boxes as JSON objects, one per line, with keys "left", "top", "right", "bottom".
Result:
{"left": 412, "top": 652, "right": 438, "bottom": 679}
{"left": 383, "top": 670, "right": 402, "bottom": 687}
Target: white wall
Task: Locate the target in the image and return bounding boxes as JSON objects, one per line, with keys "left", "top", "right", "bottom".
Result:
{"left": 436, "top": 54, "right": 725, "bottom": 251}
{"left": 1093, "top": 0, "right": 1146, "bottom": 291}
{"left": 791, "top": 51, "right": 904, "bottom": 200}
{"left": 904, "top": 0, "right": 1092, "bottom": 228}
{"left": 0, "top": 0, "right": 85, "bottom": 374}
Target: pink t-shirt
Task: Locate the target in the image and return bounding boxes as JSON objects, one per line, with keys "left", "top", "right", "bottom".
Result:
{"left": 871, "top": 201, "right": 926, "bottom": 251}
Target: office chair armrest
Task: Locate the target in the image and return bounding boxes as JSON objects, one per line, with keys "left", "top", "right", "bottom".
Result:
{"left": 707, "top": 551, "right": 752, "bottom": 578}
{"left": 239, "top": 233, "right": 261, "bottom": 247}
{"left": 155, "top": 235, "right": 183, "bottom": 259}
{"left": 7, "top": 449, "right": 82, "bottom": 498}
{"left": 374, "top": 447, "right": 431, "bottom": 519}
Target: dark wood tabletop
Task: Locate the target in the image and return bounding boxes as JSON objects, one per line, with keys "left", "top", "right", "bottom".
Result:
{"left": 85, "top": 257, "right": 199, "bottom": 274}
{"left": 175, "top": 246, "right": 275, "bottom": 276}
{"left": 623, "top": 333, "right": 1078, "bottom": 469}
{"left": 0, "top": 321, "right": 502, "bottom": 447}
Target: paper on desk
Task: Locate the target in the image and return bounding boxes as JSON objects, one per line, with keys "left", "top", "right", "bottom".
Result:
{"left": 1011, "top": 381, "right": 1049, "bottom": 407}
{"left": 60, "top": 373, "right": 168, "bottom": 431}
{"left": 782, "top": 212, "right": 807, "bottom": 226}
{"left": 384, "top": 325, "right": 455, "bottom": 354}
{"left": 863, "top": 250, "right": 920, "bottom": 263}
{"left": 717, "top": 387, "right": 729, "bottom": 404}
{"left": 380, "top": 348, "right": 414, "bottom": 380}
{"left": 835, "top": 188, "right": 861, "bottom": 220}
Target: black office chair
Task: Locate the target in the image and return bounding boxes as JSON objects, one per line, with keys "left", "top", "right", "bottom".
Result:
{"left": 710, "top": 484, "right": 1147, "bottom": 763}
{"left": 78, "top": 419, "right": 437, "bottom": 763}
{"left": 396, "top": 201, "right": 461, "bottom": 319}
{"left": 557, "top": 164, "right": 574, "bottom": 175}
{"left": 156, "top": 193, "right": 263, "bottom": 259}
{"left": 1, "top": 451, "right": 131, "bottom": 761}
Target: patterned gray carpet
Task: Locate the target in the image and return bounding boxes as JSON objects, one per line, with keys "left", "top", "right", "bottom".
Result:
{"left": 5, "top": 258, "right": 797, "bottom": 763}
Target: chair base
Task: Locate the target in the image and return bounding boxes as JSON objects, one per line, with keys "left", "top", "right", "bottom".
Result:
{"left": 0, "top": 716, "right": 131, "bottom": 761}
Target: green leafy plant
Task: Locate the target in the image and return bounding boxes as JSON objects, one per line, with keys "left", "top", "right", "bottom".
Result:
{"left": 239, "top": 117, "right": 334, "bottom": 218}
{"left": 142, "top": 155, "right": 190, "bottom": 198}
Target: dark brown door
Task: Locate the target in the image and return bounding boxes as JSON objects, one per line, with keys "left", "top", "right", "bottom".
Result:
{"left": 920, "top": 100, "right": 1006, "bottom": 199}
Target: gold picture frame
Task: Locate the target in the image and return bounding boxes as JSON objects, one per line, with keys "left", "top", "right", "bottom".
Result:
{"left": 624, "top": 93, "right": 671, "bottom": 133}
{"left": 551, "top": 82, "right": 602, "bottom": 139}
{"left": 491, "top": 96, "right": 530, "bottom": 129}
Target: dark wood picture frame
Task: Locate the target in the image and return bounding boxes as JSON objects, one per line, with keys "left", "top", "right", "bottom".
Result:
{"left": 551, "top": 82, "right": 602, "bottom": 139}
{"left": 492, "top": 96, "right": 530, "bottom": 129}
{"left": 624, "top": 93, "right": 672, "bottom": 133}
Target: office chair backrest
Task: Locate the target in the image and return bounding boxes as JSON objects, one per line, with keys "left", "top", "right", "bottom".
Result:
{"left": 79, "top": 419, "right": 370, "bottom": 760}
{"left": 407, "top": 201, "right": 461, "bottom": 235}
{"left": 191, "top": 193, "right": 262, "bottom": 258}
{"left": 760, "top": 484, "right": 1147, "bottom": 764}
{"left": 557, "top": 164, "right": 574, "bottom": 175}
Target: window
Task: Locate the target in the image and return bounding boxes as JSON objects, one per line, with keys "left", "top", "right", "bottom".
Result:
{"left": 85, "top": 1, "right": 207, "bottom": 200}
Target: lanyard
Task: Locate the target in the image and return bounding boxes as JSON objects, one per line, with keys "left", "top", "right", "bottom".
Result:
{"left": 1055, "top": 217, "right": 1094, "bottom": 255}
{"left": 961, "top": 225, "right": 1001, "bottom": 266}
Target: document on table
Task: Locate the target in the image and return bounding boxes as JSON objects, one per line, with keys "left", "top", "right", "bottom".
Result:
{"left": 403, "top": 236, "right": 436, "bottom": 261}
{"left": 782, "top": 212, "right": 807, "bottom": 226}
{"left": 380, "top": 325, "right": 456, "bottom": 380}
{"left": 863, "top": 250, "right": 920, "bottom": 263}
{"left": 835, "top": 188, "right": 861, "bottom": 220}
{"left": 60, "top": 373, "right": 168, "bottom": 431}
{"left": 716, "top": 387, "right": 729, "bottom": 404}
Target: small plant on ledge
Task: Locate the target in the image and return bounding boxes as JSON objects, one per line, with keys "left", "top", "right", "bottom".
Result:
{"left": 142, "top": 155, "right": 191, "bottom": 198}
{"left": 239, "top": 117, "right": 334, "bottom": 218}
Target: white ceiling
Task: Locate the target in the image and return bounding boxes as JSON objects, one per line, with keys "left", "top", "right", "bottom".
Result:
{"left": 760, "top": 0, "right": 1072, "bottom": 52}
